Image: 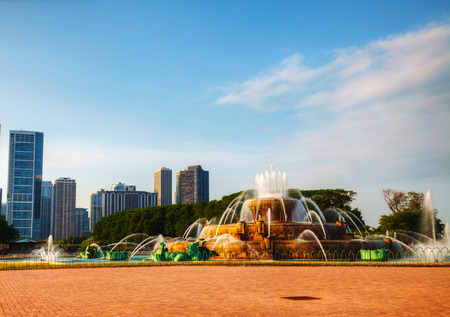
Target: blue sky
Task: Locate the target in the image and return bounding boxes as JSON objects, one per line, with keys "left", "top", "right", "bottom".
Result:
{"left": 0, "top": 1, "right": 449, "bottom": 227}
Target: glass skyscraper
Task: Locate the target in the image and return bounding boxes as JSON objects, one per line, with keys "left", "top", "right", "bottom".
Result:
{"left": 6, "top": 130, "right": 44, "bottom": 238}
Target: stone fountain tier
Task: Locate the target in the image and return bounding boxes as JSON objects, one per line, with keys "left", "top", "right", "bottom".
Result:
{"left": 199, "top": 221, "right": 352, "bottom": 241}
{"left": 243, "top": 197, "right": 302, "bottom": 223}
{"left": 165, "top": 220, "right": 395, "bottom": 260}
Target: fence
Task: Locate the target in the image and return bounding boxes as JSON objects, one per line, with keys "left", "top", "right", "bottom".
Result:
{"left": 1, "top": 247, "right": 448, "bottom": 270}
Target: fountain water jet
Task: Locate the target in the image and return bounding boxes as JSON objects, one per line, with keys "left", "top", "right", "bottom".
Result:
{"left": 164, "top": 166, "right": 396, "bottom": 260}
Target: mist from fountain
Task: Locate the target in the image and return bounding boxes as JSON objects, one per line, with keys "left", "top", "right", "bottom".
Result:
{"left": 444, "top": 223, "right": 450, "bottom": 247}
{"left": 209, "top": 234, "right": 261, "bottom": 259}
{"left": 33, "top": 235, "right": 59, "bottom": 262}
{"left": 422, "top": 190, "right": 436, "bottom": 242}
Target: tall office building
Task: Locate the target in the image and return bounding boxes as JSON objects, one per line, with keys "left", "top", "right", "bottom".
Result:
{"left": 176, "top": 165, "right": 209, "bottom": 204}
{"left": 102, "top": 184, "right": 157, "bottom": 217}
{"left": 40, "top": 181, "right": 54, "bottom": 239}
{"left": 6, "top": 130, "right": 44, "bottom": 238}
{"left": 53, "top": 177, "right": 76, "bottom": 241}
{"left": 74, "top": 208, "right": 89, "bottom": 237}
{"left": 90, "top": 183, "right": 157, "bottom": 228}
{"left": 154, "top": 167, "right": 172, "bottom": 206}
{"left": 90, "top": 189, "right": 105, "bottom": 231}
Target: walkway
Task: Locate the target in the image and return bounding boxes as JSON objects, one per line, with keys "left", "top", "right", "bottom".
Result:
{"left": 0, "top": 266, "right": 449, "bottom": 316}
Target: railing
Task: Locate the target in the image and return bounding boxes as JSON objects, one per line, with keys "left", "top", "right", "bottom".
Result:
{"left": 0, "top": 247, "right": 449, "bottom": 270}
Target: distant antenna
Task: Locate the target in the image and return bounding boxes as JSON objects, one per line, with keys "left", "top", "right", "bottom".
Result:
{"left": 270, "top": 164, "right": 274, "bottom": 173}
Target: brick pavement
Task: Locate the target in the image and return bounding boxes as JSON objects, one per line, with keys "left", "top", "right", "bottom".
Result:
{"left": 0, "top": 266, "right": 449, "bottom": 316}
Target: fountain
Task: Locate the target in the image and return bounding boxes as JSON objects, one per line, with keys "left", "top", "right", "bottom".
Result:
{"left": 164, "top": 166, "right": 395, "bottom": 260}
{"left": 33, "top": 235, "right": 59, "bottom": 262}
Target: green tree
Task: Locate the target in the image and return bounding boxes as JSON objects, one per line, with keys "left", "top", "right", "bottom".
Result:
{"left": 0, "top": 215, "right": 18, "bottom": 243}
{"left": 378, "top": 189, "right": 444, "bottom": 238}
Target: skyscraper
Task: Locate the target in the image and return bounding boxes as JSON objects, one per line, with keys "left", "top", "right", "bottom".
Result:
{"left": 90, "top": 183, "right": 157, "bottom": 229}
{"left": 154, "top": 167, "right": 172, "bottom": 206}
{"left": 74, "top": 208, "right": 89, "bottom": 237}
{"left": 40, "top": 181, "right": 54, "bottom": 239}
{"left": 102, "top": 184, "right": 157, "bottom": 217}
{"left": 176, "top": 165, "right": 209, "bottom": 204}
{"left": 53, "top": 177, "right": 76, "bottom": 241}
{"left": 90, "top": 188, "right": 105, "bottom": 231}
{"left": 6, "top": 130, "right": 44, "bottom": 238}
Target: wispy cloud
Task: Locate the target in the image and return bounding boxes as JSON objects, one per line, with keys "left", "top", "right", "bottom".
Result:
{"left": 217, "top": 24, "right": 450, "bottom": 113}
{"left": 216, "top": 24, "right": 450, "bottom": 223}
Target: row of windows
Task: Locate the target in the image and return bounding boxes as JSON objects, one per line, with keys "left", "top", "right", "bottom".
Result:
{"left": 13, "top": 220, "right": 31, "bottom": 228}
{"left": 14, "top": 169, "right": 34, "bottom": 177}
{"left": 14, "top": 143, "right": 34, "bottom": 151}
{"left": 13, "top": 186, "right": 33, "bottom": 194}
{"left": 13, "top": 134, "right": 35, "bottom": 142}
{"left": 14, "top": 161, "right": 33, "bottom": 169}
{"left": 12, "top": 211, "right": 32, "bottom": 219}
{"left": 14, "top": 178, "right": 33, "bottom": 186}
{"left": 17, "top": 228, "right": 31, "bottom": 236}
{"left": 15, "top": 152, "right": 34, "bottom": 160}
{"left": 13, "top": 203, "right": 32, "bottom": 211}
{"left": 13, "top": 194, "right": 33, "bottom": 201}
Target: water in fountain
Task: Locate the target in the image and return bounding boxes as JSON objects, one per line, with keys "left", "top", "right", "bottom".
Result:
{"left": 422, "top": 190, "right": 436, "bottom": 242}
{"left": 296, "top": 230, "right": 327, "bottom": 261}
{"left": 444, "top": 223, "right": 450, "bottom": 247}
{"left": 347, "top": 211, "right": 369, "bottom": 236}
{"left": 129, "top": 235, "right": 164, "bottom": 260}
{"left": 109, "top": 233, "right": 148, "bottom": 252}
{"left": 89, "top": 243, "right": 104, "bottom": 258}
{"left": 209, "top": 234, "right": 260, "bottom": 259}
{"left": 182, "top": 218, "right": 208, "bottom": 240}
{"left": 338, "top": 209, "right": 364, "bottom": 238}
{"left": 33, "top": 235, "right": 59, "bottom": 262}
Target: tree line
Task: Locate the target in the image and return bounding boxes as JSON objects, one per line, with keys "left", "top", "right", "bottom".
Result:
{"left": 92, "top": 189, "right": 364, "bottom": 244}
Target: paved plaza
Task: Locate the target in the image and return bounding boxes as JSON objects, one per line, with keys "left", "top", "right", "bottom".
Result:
{"left": 0, "top": 266, "right": 449, "bottom": 316}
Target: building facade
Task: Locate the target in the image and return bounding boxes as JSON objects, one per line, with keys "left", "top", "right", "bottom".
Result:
{"left": 53, "top": 177, "right": 76, "bottom": 241}
{"left": 90, "top": 184, "right": 157, "bottom": 228}
{"left": 40, "top": 181, "right": 54, "bottom": 239}
{"left": 102, "top": 189, "right": 157, "bottom": 217}
{"left": 176, "top": 165, "right": 209, "bottom": 204}
{"left": 154, "top": 167, "right": 172, "bottom": 206}
{"left": 75, "top": 208, "right": 90, "bottom": 237}
{"left": 6, "top": 130, "right": 44, "bottom": 238}
{"left": 90, "top": 189, "right": 105, "bottom": 231}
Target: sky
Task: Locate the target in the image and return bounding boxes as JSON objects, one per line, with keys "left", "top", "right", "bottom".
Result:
{"left": 0, "top": 1, "right": 449, "bottom": 227}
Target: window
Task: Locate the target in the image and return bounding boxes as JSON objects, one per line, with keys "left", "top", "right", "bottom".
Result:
{"left": 13, "top": 203, "right": 32, "bottom": 211}
{"left": 13, "top": 220, "right": 31, "bottom": 228}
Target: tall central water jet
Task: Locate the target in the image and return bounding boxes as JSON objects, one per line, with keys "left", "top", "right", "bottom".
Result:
{"left": 165, "top": 166, "right": 396, "bottom": 260}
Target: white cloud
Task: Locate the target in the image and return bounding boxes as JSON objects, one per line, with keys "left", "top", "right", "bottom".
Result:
{"left": 216, "top": 24, "right": 450, "bottom": 225}
{"left": 217, "top": 24, "right": 450, "bottom": 113}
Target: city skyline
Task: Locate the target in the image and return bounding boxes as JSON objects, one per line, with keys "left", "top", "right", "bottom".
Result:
{"left": 0, "top": 1, "right": 449, "bottom": 227}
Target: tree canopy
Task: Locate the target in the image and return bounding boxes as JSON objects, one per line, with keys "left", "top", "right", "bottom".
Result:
{"left": 92, "top": 188, "right": 367, "bottom": 244}
{"left": 0, "top": 215, "right": 19, "bottom": 243}
{"left": 379, "top": 189, "right": 444, "bottom": 238}
{"left": 92, "top": 192, "right": 241, "bottom": 244}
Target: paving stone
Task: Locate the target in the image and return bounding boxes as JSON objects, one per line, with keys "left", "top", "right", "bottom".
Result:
{"left": 0, "top": 266, "right": 448, "bottom": 316}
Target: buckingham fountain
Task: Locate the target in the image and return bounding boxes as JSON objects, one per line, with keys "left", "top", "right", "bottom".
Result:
{"left": 161, "top": 166, "right": 399, "bottom": 261}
